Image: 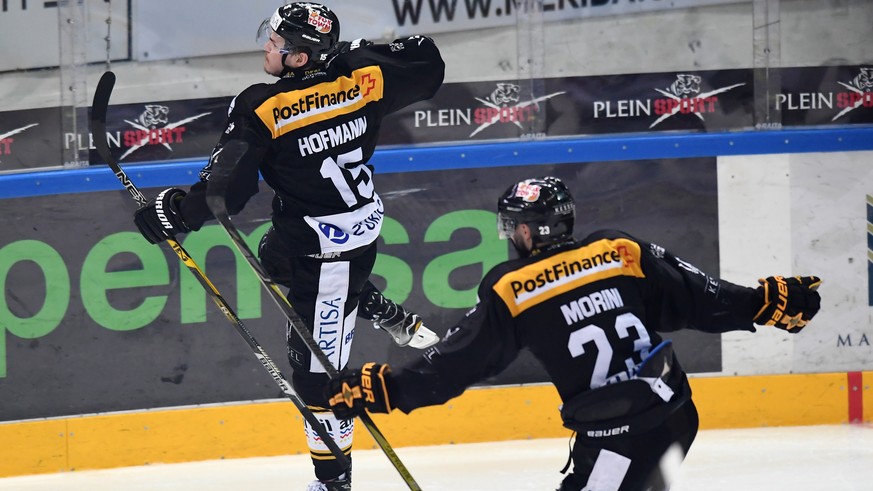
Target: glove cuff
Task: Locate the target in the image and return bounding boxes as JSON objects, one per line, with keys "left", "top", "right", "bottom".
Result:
{"left": 752, "top": 283, "right": 771, "bottom": 325}
{"left": 159, "top": 187, "right": 192, "bottom": 234}
{"left": 753, "top": 276, "right": 785, "bottom": 326}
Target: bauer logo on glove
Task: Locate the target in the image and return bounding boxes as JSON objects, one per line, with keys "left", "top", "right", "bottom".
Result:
{"left": 326, "top": 362, "right": 393, "bottom": 419}
{"left": 753, "top": 275, "right": 822, "bottom": 332}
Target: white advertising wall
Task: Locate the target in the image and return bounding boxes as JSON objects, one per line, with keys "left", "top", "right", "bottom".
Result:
{"left": 718, "top": 149, "right": 873, "bottom": 376}
{"left": 0, "top": 0, "right": 129, "bottom": 72}
{"left": 0, "top": 0, "right": 746, "bottom": 71}
{"left": 2, "top": 1, "right": 871, "bottom": 111}
{"left": 130, "top": 0, "right": 744, "bottom": 61}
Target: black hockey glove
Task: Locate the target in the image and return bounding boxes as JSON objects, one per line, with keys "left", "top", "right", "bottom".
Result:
{"left": 133, "top": 187, "right": 191, "bottom": 244}
{"left": 326, "top": 362, "right": 393, "bottom": 420}
{"left": 753, "top": 276, "right": 822, "bottom": 333}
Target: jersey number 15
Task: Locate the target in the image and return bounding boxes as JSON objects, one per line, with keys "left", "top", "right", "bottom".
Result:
{"left": 320, "top": 147, "right": 374, "bottom": 208}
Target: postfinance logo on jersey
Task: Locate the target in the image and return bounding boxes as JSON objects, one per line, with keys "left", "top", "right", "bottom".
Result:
{"left": 256, "top": 66, "right": 385, "bottom": 139}
{"left": 493, "top": 238, "right": 645, "bottom": 317}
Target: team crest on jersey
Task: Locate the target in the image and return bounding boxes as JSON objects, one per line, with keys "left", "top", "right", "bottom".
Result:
{"left": 514, "top": 180, "right": 541, "bottom": 202}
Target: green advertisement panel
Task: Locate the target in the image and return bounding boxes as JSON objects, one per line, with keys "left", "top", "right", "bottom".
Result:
{"left": 0, "top": 158, "right": 718, "bottom": 421}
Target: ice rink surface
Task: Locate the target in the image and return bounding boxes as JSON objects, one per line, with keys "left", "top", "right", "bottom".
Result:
{"left": 1, "top": 424, "right": 870, "bottom": 491}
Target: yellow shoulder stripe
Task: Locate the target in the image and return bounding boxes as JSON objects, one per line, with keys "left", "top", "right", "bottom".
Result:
{"left": 493, "top": 238, "right": 645, "bottom": 317}
{"left": 255, "top": 66, "right": 384, "bottom": 139}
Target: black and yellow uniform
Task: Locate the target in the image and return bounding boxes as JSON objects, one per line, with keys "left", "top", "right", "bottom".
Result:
{"left": 128, "top": 3, "right": 445, "bottom": 487}
{"left": 174, "top": 35, "right": 443, "bottom": 481}
{"left": 326, "top": 176, "right": 820, "bottom": 490}
{"left": 387, "top": 230, "right": 761, "bottom": 491}
{"left": 181, "top": 36, "right": 444, "bottom": 256}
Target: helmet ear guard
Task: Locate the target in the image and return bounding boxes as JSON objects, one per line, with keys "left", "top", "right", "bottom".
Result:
{"left": 497, "top": 176, "right": 576, "bottom": 247}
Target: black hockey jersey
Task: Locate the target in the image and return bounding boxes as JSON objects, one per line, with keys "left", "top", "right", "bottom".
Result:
{"left": 389, "top": 229, "right": 762, "bottom": 413}
{"left": 179, "top": 36, "right": 444, "bottom": 255}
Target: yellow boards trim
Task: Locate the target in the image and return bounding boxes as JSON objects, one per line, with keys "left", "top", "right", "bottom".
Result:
{"left": 493, "top": 238, "right": 645, "bottom": 317}
{"left": 255, "top": 66, "right": 385, "bottom": 139}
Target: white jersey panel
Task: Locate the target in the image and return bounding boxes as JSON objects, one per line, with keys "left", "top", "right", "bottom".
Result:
{"left": 309, "top": 261, "right": 357, "bottom": 373}
{"left": 304, "top": 193, "right": 384, "bottom": 254}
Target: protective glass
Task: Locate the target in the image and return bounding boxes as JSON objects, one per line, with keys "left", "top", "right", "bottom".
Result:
{"left": 256, "top": 19, "right": 290, "bottom": 54}
{"left": 497, "top": 213, "right": 518, "bottom": 240}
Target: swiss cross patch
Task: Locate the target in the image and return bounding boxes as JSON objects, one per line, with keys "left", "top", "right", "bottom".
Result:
{"left": 514, "top": 181, "right": 541, "bottom": 202}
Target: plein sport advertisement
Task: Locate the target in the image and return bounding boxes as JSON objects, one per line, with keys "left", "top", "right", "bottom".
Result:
{"left": 1, "top": 66, "right": 870, "bottom": 172}
{"left": 0, "top": 158, "right": 718, "bottom": 421}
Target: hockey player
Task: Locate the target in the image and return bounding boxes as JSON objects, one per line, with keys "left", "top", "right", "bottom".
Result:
{"left": 132, "top": 3, "right": 444, "bottom": 490}
{"left": 325, "top": 176, "right": 823, "bottom": 491}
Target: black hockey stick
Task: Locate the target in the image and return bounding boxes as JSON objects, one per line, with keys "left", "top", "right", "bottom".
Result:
{"left": 204, "top": 141, "right": 422, "bottom": 491}
{"left": 89, "top": 71, "right": 351, "bottom": 471}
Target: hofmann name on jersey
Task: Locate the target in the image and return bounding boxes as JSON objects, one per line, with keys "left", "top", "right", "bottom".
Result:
{"left": 493, "top": 238, "right": 646, "bottom": 317}
{"left": 255, "top": 66, "right": 385, "bottom": 139}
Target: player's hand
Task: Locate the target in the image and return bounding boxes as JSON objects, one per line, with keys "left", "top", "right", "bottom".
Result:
{"left": 753, "top": 276, "right": 822, "bottom": 333}
{"left": 133, "top": 188, "right": 190, "bottom": 244}
{"left": 326, "top": 362, "right": 393, "bottom": 419}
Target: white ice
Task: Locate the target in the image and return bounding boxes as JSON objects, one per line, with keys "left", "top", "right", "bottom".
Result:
{"left": 1, "top": 424, "right": 870, "bottom": 491}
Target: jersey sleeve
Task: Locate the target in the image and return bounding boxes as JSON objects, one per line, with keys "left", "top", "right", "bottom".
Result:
{"left": 388, "top": 273, "right": 522, "bottom": 414}
{"left": 179, "top": 88, "right": 271, "bottom": 230}
{"left": 359, "top": 35, "right": 445, "bottom": 116}
{"left": 621, "top": 231, "right": 762, "bottom": 334}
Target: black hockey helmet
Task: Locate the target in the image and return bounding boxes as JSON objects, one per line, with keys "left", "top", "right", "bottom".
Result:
{"left": 257, "top": 2, "right": 340, "bottom": 63}
{"left": 497, "top": 176, "right": 576, "bottom": 247}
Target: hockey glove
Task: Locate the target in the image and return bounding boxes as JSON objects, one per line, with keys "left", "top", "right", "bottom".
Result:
{"left": 753, "top": 275, "right": 822, "bottom": 333}
{"left": 326, "top": 362, "right": 393, "bottom": 420}
{"left": 133, "top": 187, "right": 191, "bottom": 244}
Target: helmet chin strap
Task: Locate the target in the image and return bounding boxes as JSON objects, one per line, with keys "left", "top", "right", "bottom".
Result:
{"left": 278, "top": 53, "right": 294, "bottom": 77}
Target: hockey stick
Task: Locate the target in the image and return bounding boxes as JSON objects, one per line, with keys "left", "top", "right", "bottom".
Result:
{"left": 89, "top": 71, "right": 350, "bottom": 471}
{"left": 204, "top": 141, "right": 422, "bottom": 491}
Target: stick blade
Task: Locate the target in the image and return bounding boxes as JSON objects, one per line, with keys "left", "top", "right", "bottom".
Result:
{"left": 90, "top": 71, "right": 116, "bottom": 166}
{"left": 91, "top": 71, "right": 116, "bottom": 124}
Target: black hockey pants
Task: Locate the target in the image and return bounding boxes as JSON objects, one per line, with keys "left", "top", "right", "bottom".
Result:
{"left": 559, "top": 399, "right": 699, "bottom": 491}
{"left": 259, "top": 226, "right": 377, "bottom": 406}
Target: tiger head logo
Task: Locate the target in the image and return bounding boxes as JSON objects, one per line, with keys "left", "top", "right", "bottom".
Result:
{"left": 136, "top": 105, "right": 170, "bottom": 128}
{"left": 851, "top": 68, "right": 873, "bottom": 91}
{"left": 487, "top": 83, "right": 520, "bottom": 106}
{"left": 669, "top": 74, "right": 702, "bottom": 97}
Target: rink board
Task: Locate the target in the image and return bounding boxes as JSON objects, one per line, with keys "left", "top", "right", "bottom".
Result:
{"left": 2, "top": 130, "right": 872, "bottom": 478}
{"left": 0, "top": 371, "right": 869, "bottom": 477}
{"left": 0, "top": 153, "right": 725, "bottom": 422}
